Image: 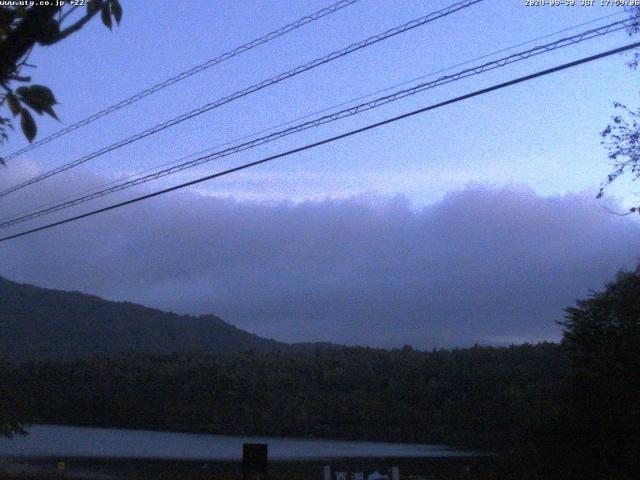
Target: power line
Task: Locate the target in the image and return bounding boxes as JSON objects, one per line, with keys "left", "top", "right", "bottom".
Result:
{"left": 0, "top": 11, "right": 626, "bottom": 227}
{"left": 6, "top": 9, "right": 624, "bottom": 223}
{"left": 1, "top": 41, "right": 637, "bottom": 244}
{"left": 0, "top": 0, "right": 482, "bottom": 199}
{"left": 0, "top": 17, "right": 632, "bottom": 229}
{"left": 0, "top": 0, "right": 361, "bottom": 163}
{"left": 5, "top": 9, "right": 623, "bottom": 224}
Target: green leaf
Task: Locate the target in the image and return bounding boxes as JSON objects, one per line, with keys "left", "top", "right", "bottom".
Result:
{"left": 110, "top": 0, "right": 122, "bottom": 25}
{"left": 32, "top": 85, "right": 57, "bottom": 102}
{"left": 20, "top": 109, "right": 36, "bottom": 143}
{"left": 7, "top": 94, "right": 21, "bottom": 117}
{"left": 101, "top": 3, "right": 112, "bottom": 30}
{"left": 87, "top": 1, "right": 100, "bottom": 15}
{"left": 16, "top": 85, "right": 57, "bottom": 115}
{"left": 44, "top": 106, "right": 59, "bottom": 121}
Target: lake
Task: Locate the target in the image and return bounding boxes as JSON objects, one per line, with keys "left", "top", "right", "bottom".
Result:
{"left": 0, "top": 425, "right": 473, "bottom": 461}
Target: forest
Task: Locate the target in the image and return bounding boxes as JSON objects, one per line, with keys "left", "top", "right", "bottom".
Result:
{"left": 3, "top": 343, "right": 566, "bottom": 449}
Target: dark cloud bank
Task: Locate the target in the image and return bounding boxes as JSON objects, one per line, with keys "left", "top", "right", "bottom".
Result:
{"left": 1, "top": 180, "right": 638, "bottom": 348}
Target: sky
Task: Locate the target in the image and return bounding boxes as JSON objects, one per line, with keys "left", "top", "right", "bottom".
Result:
{"left": 0, "top": 0, "right": 639, "bottom": 348}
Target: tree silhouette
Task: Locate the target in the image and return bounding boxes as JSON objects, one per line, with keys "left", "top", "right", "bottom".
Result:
{"left": 557, "top": 264, "right": 640, "bottom": 476}
{"left": 0, "top": 359, "right": 28, "bottom": 438}
{"left": 0, "top": 0, "right": 122, "bottom": 157}
{"left": 599, "top": 7, "right": 640, "bottom": 212}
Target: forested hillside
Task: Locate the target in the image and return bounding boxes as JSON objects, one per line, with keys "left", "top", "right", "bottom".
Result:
{"left": 7, "top": 343, "right": 567, "bottom": 449}
{"left": 0, "top": 276, "right": 285, "bottom": 362}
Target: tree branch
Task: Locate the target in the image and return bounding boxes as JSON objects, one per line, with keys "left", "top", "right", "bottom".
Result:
{"left": 55, "top": 4, "right": 103, "bottom": 42}
{"left": 0, "top": 6, "right": 59, "bottom": 79}
{"left": 59, "top": 5, "right": 80, "bottom": 24}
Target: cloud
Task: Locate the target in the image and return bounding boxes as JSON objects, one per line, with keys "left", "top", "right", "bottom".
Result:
{"left": 0, "top": 168, "right": 638, "bottom": 348}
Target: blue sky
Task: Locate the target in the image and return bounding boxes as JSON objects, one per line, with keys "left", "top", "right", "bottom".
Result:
{"left": 0, "top": 0, "right": 639, "bottom": 347}
{"left": 5, "top": 0, "right": 638, "bottom": 206}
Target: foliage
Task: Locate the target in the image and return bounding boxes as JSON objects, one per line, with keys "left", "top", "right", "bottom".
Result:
{"left": 528, "top": 265, "right": 640, "bottom": 477}
{"left": 599, "top": 7, "right": 640, "bottom": 212}
{"left": 561, "top": 264, "right": 640, "bottom": 379}
{"left": 0, "top": 0, "right": 122, "bottom": 154}
{"left": 9, "top": 343, "right": 567, "bottom": 450}
{"left": 600, "top": 103, "right": 640, "bottom": 212}
{"left": 560, "top": 265, "right": 640, "bottom": 460}
{"left": 0, "top": 359, "right": 28, "bottom": 438}
{"left": 624, "top": 6, "right": 640, "bottom": 69}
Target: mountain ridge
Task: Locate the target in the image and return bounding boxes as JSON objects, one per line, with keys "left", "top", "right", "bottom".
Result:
{"left": 0, "top": 275, "right": 292, "bottom": 362}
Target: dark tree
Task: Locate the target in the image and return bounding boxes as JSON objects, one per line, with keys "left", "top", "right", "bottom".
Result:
{"left": 0, "top": 0, "right": 122, "bottom": 155}
{"left": 0, "top": 359, "right": 28, "bottom": 438}
{"left": 557, "top": 264, "right": 640, "bottom": 476}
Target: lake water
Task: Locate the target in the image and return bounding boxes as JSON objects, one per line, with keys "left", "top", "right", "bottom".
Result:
{"left": 0, "top": 425, "right": 472, "bottom": 461}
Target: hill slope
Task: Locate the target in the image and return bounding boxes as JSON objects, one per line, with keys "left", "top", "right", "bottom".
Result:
{"left": 0, "top": 275, "right": 285, "bottom": 362}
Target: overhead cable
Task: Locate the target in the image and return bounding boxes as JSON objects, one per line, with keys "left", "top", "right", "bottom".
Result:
{"left": 0, "top": 17, "right": 631, "bottom": 229}
{"left": 1, "top": 40, "right": 637, "bottom": 243}
{"left": 1, "top": 0, "right": 361, "bottom": 162}
{"left": 0, "top": 0, "right": 482, "bottom": 199}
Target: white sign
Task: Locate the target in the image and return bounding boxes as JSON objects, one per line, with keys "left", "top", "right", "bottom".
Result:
{"left": 323, "top": 466, "right": 399, "bottom": 480}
